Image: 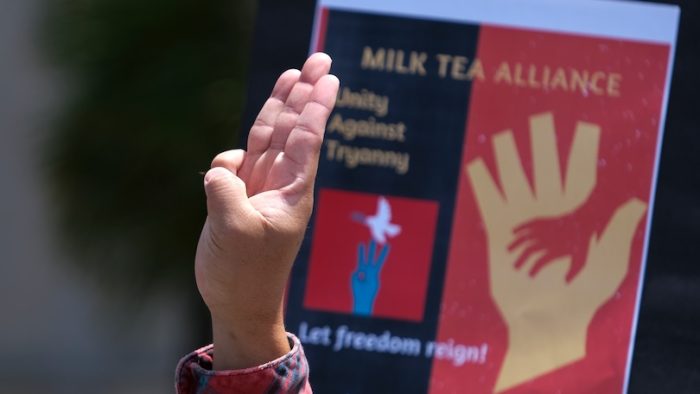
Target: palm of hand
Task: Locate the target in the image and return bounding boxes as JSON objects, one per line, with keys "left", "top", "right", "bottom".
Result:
{"left": 233, "top": 54, "right": 338, "bottom": 224}
{"left": 466, "top": 113, "right": 646, "bottom": 392}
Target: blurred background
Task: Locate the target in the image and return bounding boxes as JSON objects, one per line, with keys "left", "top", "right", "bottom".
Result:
{"left": 1, "top": 0, "right": 255, "bottom": 392}
{"left": 0, "top": 0, "right": 697, "bottom": 393}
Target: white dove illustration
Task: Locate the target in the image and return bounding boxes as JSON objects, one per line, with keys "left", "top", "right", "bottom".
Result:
{"left": 353, "top": 196, "right": 401, "bottom": 244}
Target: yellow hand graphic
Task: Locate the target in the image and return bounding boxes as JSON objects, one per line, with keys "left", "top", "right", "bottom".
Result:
{"left": 466, "top": 112, "right": 647, "bottom": 392}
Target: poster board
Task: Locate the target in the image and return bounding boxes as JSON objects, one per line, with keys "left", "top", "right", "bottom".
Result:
{"left": 284, "top": 1, "right": 680, "bottom": 392}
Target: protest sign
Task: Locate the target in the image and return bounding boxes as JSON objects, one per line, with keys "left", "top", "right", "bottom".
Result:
{"left": 285, "top": 1, "right": 679, "bottom": 392}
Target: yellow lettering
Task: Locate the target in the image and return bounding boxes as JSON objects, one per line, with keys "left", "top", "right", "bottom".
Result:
{"left": 360, "top": 47, "right": 386, "bottom": 70}
{"left": 494, "top": 62, "right": 513, "bottom": 85}
{"left": 542, "top": 66, "right": 551, "bottom": 90}
{"left": 570, "top": 69, "right": 590, "bottom": 95}
{"left": 436, "top": 54, "right": 451, "bottom": 78}
{"left": 386, "top": 49, "right": 395, "bottom": 72}
{"left": 590, "top": 71, "right": 606, "bottom": 95}
{"left": 467, "top": 59, "right": 486, "bottom": 81}
{"left": 527, "top": 65, "right": 541, "bottom": 88}
{"left": 395, "top": 50, "right": 409, "bottom": 74}
{"left": 513, "top": 63, "right": 527, "bottom": 87}
{"left": 607, "top": 73, "right": 622, "bottom": 97}
{"left": 361, "top": 47, "right": 385, "bottom": 70}
{"left": 410, "top": 52, "right": 428, "bottom": 75}
{"left": 451, "top": 56, "right": 470, "bottom": 80}
{"left": 550, "top": 68, "right": 569, "bottom": 91}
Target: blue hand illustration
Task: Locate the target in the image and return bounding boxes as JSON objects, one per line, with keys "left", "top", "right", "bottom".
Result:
{"left": 351, "top": 239, "right": 390, "bottom": 315}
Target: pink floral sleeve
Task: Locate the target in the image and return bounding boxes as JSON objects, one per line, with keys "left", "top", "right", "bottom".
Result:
{"left": 175, "top": 333, "right": 311, "bottom": 394}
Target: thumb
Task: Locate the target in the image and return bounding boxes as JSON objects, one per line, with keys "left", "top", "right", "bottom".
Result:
{"left": 598, "top": 198, "right": 647, "bottom": 251}
{"left": 203, "top": 167, "right": 255, "bottom": 231}
{"left": 577, "top": 198, "right": 647, "bottom": 294}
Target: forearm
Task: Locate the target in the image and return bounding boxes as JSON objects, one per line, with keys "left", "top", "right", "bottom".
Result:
{"left": 182, "top": 53, "right": 336, "bottom": 393}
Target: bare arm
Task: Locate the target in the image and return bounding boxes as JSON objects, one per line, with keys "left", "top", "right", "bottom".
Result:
{"left": 194, "top": 53, "right": 338, "bottom": 370}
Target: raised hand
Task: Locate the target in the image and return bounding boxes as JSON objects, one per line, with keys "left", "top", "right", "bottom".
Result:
{"left": 194, "top": 53, "right": 339, "bottom": 370}
{"left": 351, "top": 239, "right": 391, "bottom": 315}
{"left": 466, "top": 112, "right": 646, "bottom": 392}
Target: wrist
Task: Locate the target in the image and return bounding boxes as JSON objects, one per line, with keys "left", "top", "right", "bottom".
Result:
{"left": 211, "top": 314, "right": 290, "bottom": 370}
{"left": 495, "top": 317, "right": 589, "bottom": 392}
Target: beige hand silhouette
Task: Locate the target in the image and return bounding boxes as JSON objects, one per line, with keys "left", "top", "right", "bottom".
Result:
{"left": 466, "top": 112, "right": 647, "bottom": 392}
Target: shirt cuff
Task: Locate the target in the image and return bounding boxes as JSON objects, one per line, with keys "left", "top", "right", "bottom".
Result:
{"left": 175, "top": 333, "right": 311, "bottom": 394}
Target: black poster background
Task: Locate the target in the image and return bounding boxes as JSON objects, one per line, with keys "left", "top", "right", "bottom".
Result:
{"left": 288, "top": 10, "right": 477, "bottom": 393}
{"left": 241, "top": 0, "right": 700, "bottom": 392}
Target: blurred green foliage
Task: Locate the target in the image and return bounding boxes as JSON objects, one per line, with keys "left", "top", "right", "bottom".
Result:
{"left": 41, "top": 0, "right": 256, "bottom": 298}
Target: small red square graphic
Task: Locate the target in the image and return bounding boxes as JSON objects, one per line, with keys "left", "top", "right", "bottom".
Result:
{"left": 303, "top": 188, "right": 439, "bottom": 322}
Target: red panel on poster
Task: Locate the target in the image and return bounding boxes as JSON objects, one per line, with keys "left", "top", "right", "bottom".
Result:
{"left": 305, "top": 189, "right": 439, "bottom": 322}
{"left": 430, "top": 26, "right": 669, "bottom": 393}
